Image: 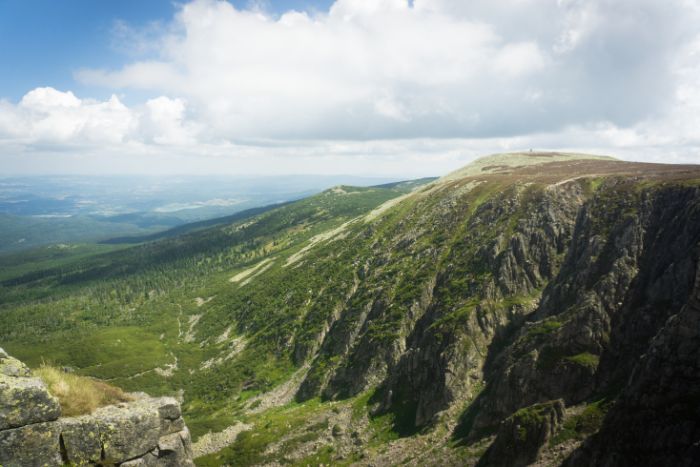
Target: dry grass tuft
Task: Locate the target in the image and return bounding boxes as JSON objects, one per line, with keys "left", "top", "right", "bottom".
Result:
{"left": 35, "top": 365, "right": 133, "bottom": 416}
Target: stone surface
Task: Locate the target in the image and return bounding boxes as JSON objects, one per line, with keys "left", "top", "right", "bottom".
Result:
{"left": 0, "top": 355, "right": 31, "bottom": 377}
{"left": 94, "top": 401, "right": 162, "bottom": 464}
{"left": 478, "top": 400, "right": 565, "bottom": 467}
{"left": 158, "top": 431, "right": 183, "bottom": 452}
{"left": 119, "top": 449, "right": 160, "bottom": 466}
{"left": 0, "top": 422, "right": 62, "bottom": 467}
{"left": 160, "top": 415, "right": 185, "bottom": 436}
{"left": 179, "top": 427, "right": 194, "bottom": 459}
{"left": 154, "top": 397, "right": 181, "bottom": 421}
{"left": 0, "top": 369, "right": 61, "bottom": 431}
{"left": 0, "top": 352, "right": 194, "bottom": 467}
{"left": 59, "top": 416, "right": 103, "bottom": 464}
{"left": 456, "top": 183, "right": 700, "bottom": 442}
{"left": 565, "top": 281, "right": 700, "bottom": 466}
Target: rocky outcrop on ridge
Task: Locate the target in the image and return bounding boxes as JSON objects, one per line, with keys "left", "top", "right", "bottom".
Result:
{"left": 283, "top": 155, "right": 700, "bottom": 465}
{"left": 479, "top": 399, "right": 565, "bottom": 467}
{"left": 0, "top": 349, "right": 194, "bottom": 467}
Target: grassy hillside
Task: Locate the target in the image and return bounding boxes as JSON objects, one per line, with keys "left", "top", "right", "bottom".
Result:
{"left": 0, "top": 183, "right": 414, "bottom": 437}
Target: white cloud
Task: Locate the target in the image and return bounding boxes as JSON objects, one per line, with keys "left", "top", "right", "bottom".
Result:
{"left": 75, "top": 0, "right": 553, "bottom": 139}
{"left": 0, "top": 88, "right": 201, "bottom": 148}
{"left": 0, "top": 87, "right": 135, "bottom": 144}
{"left": 142, "top": 96, "right": 200, "bottom": 145}
{"left": 2, "top": 0, "right": 700, "bottom": 175}
{"left": 71, "top": 0, "right": 699, "bottom": 141}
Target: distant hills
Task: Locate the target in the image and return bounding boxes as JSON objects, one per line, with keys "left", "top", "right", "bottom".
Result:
{"left": 0, "top": 175, "right": 410, "bottom": 252}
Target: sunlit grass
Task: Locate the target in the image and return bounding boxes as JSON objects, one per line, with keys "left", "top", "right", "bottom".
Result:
{"left": 35, "top": 364, "right": 133, "bottom": 416}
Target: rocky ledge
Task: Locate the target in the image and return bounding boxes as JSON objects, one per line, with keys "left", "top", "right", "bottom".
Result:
{"left": 479, "top": 399, "right": 565, "bottom": 467}
{"left": 0, "top": 348, "right": 194, "bottom": 467}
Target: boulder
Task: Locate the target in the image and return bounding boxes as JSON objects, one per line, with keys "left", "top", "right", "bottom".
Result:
{"left": 93, "top": 401, "right": 162, "bottom": 464}
{"left": 119, "top": 449, "right": 160, "bottom": 466}
{"left": 0, "top": 355, "right": 31, "bottom": 377}
{"left": 59, "top": 416, "right": 103, "bottom": 465}
{"left": 158, "top": 428, "right": 196, "bottom": 466}
{"left": 0, "top": 359, "right": 61, "bottom": 430}
{"left": 152, "top": 397, "right": 185, "bottom": 435}
{"left": 153, "top": 397, "right": 181, "bottom": 420}
{"left": 0, "top": 421, "right": 62, "bottom": 467}
{"left": 0, "top": 352, "right": 195, "bottom": 466}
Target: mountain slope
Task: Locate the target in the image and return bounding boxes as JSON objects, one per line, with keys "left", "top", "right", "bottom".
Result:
{"left": 2, "top": 153, "right": 700, "bottom": 466}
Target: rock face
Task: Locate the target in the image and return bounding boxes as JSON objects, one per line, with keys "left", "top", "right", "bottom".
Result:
{"left": 0, "top": 354, "right": 61, "bottom": 431}
{"left": 564, "top": 266, "right": 700, "bottom": 467}
{"left": 0, "top": 352, "right": 194, "bottom": 467}
{"left": 479, "top": 399, "right": 564, "bottom": 467}
{"left": 283, "top": 156, "right": 700, "bottom": 464}
{"left": 456, "top": 182, "right": 700, "bottom": 448}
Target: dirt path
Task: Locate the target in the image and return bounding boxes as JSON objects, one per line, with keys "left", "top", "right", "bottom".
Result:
{"left": 230, "top": 257, "right": 275, "bottom": 283}
{"left": 244, "top": 363, "right": 311, "bottom": 414}
{"left": 192, "top": 422, "right": 252, "bottom": 458}
{"left": 191, "top": 364, "right": 311, "bottom": 459}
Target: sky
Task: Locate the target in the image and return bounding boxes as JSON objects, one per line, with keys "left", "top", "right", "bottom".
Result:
{"left": 1, "top": 0, "right": 699, "bottom": 177}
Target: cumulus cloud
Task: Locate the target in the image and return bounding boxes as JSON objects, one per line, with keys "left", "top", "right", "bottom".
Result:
{"left": 0, "top": 88, "right": 134, "bottom": 144}
{"left": 141, "top": 96, "right": 200, "bottom": 145}
{"left": 2, "top": 0, "right": 700, "bottom": 175}
{"left": 0, "top": 88, "right": 200, "bottom": 149}
{"left": 73, "top": 0, "right": 699, "bottom": 141}
{"left": 73, "top": 0, "right": 547, "bottom": 139}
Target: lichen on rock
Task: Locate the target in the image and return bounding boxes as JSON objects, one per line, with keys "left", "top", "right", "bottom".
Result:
{"left": 0, "top": 351, "right": 194, "bottom": 467}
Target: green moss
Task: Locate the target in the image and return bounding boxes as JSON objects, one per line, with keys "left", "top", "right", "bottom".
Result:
{"left": 351, "top": 389, "right": 374, "bottom": 421}
{"left": 428, "top": 301, "right": 478, "bottom": 331}
{"left": 513, "top": 403, "right": 549, "bottom": 424}
{"left": 291, "top": 445, "right": 342, "bottom": 466}
{"left": 564, "top": 352, "right": 600, "bottom": 369}
{"left": 550, "top": 400, "right": 610, "bottom": 446}
{"left": 587, "top": 177, "right": 605, "bottom": 194}
{"left": 526, "top": 320, "right": 563, "bottom": 339}
{"left": 536, "top": 349, "right": 598, "bottom": 374}
{"left": 577, "top": 401, "right": 608, "bottom": 432}
{"left": 511, "top": 401, "right": 558, "bottom": 442}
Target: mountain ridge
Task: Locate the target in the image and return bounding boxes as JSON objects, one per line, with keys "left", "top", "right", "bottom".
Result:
{"left": 1, "top": 152, "right": 699, "bottom": 466}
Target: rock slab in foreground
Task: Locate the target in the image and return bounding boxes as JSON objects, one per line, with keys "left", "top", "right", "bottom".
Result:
{"left": 0, "top": 354, "right": 61, "bottom": 431}
{"left": 0, "top": 351, "right": 194, "bottom": 467}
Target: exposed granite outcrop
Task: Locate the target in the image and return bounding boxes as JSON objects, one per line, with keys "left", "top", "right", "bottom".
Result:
{"left": 564, "top": 261, "right": 700, "bottom": 467}
{"left": 478, "top": 399, "right": 565, "bottom": 467}
{"left": 291, "top": 163, "right": 700, "bottom": 465}
{"left": 376, "top": 183, "right": 584, "bottom": 428}
{"left": 461, "top": 182, "right": 700, "bottom": 442}
{"left": 0, "top": 352, "right": 194, "bottom": 467}
{"left": 296, "top": 180, "right": 587, "bottom": 431}
{"left": 0, "top": 354, "right": 61, "bottom": 432}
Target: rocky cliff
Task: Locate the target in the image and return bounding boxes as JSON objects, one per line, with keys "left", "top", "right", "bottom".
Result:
{"left": 0, "top": 349, "right": 194, "bottom": 467}
{"left": 282, "top": 154, "right": 700, "bottom": 465}
{"left": 4, "top": 152, "right": 700, "bottom": 466}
